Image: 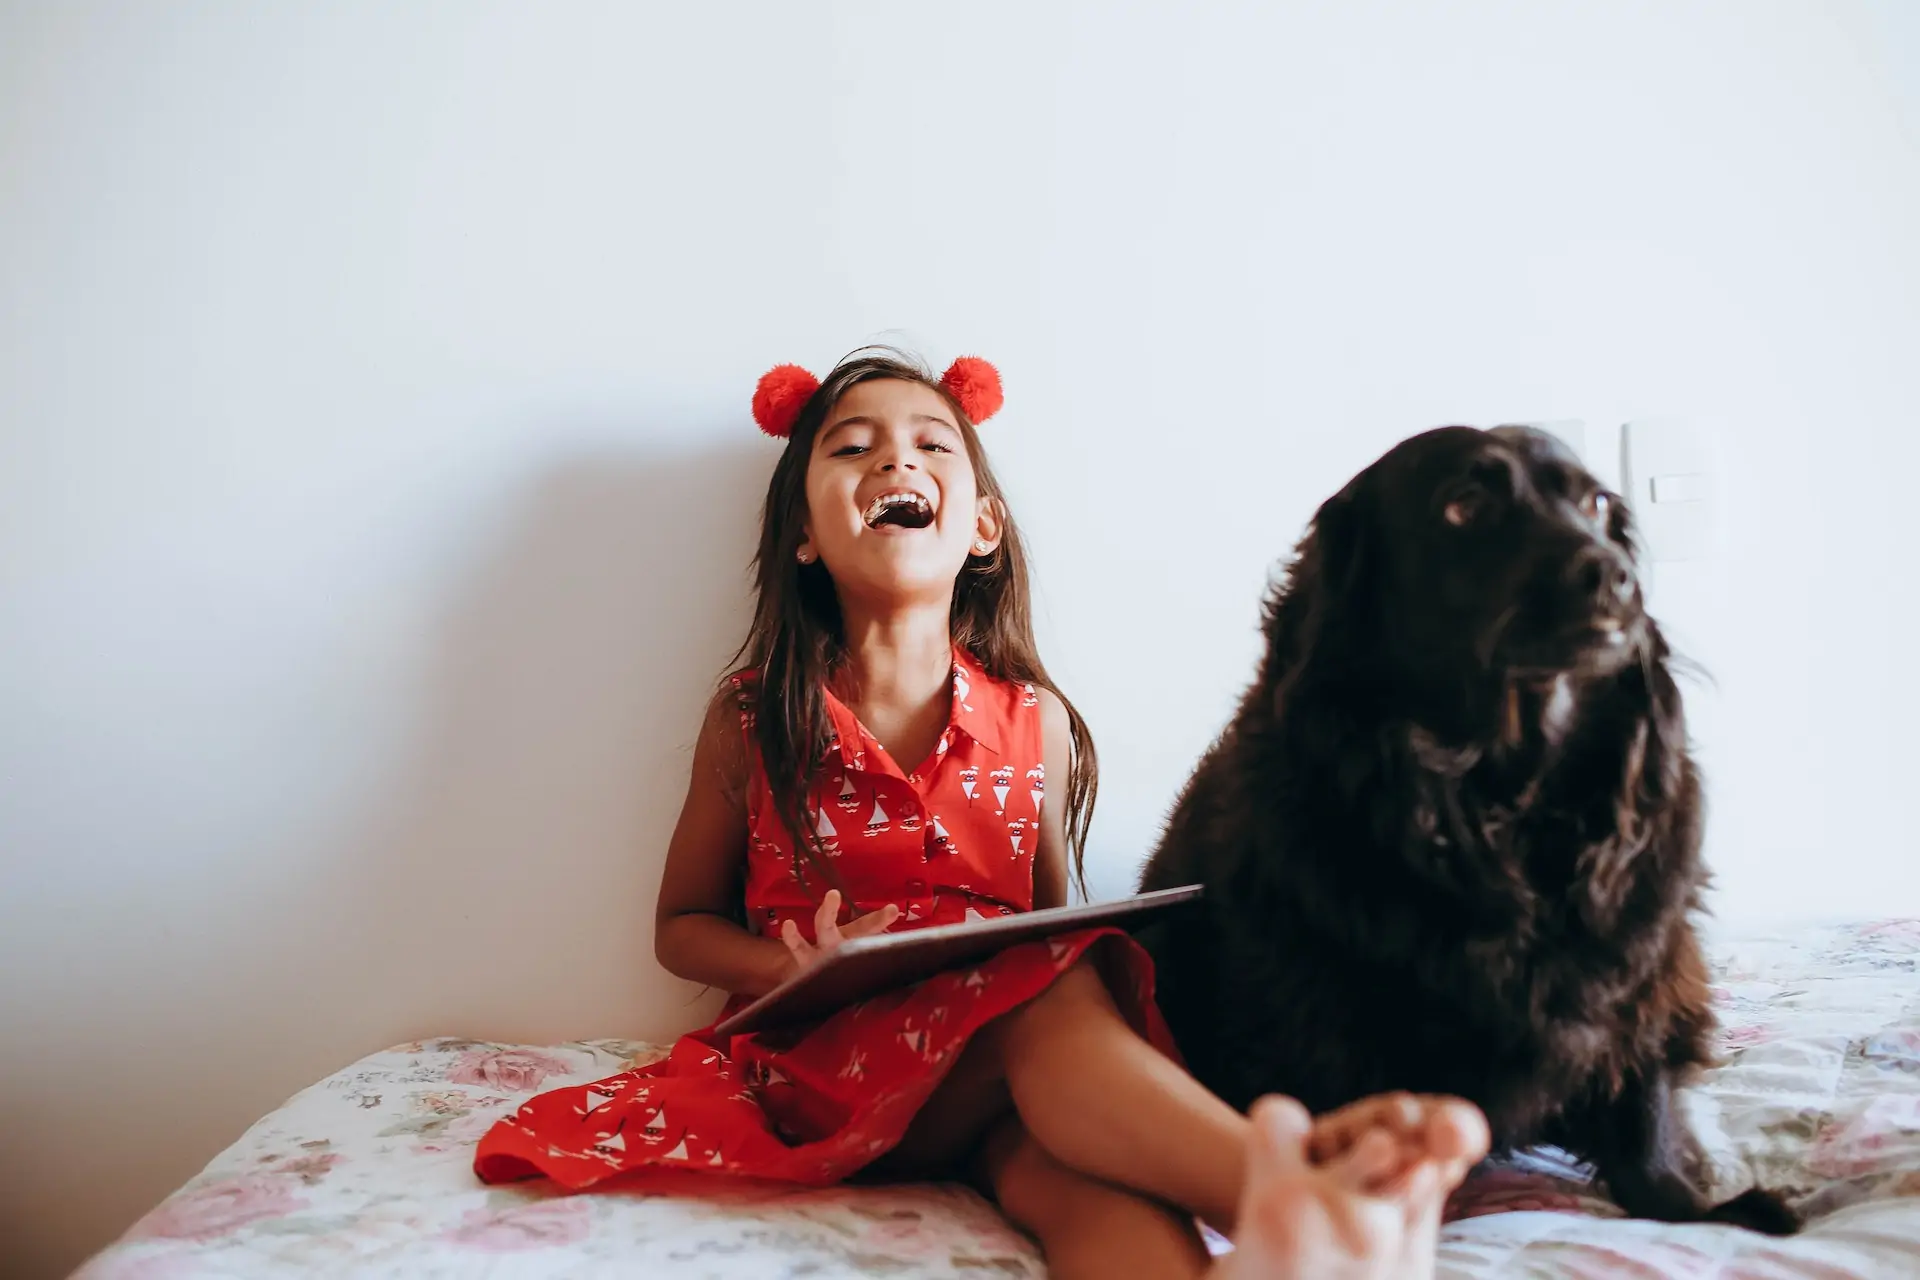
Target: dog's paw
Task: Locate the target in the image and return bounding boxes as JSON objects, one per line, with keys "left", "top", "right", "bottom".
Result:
{"left": 1706, "top": 1187, "right": 1799, "bottom": 1236}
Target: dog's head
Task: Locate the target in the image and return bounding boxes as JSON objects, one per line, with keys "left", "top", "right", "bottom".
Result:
{"left": 1269, "top": 426, "right": 1652, "bottom": 732}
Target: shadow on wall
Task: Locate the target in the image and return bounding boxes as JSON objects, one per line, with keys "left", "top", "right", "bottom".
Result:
{"left": 341, "top": 436, "right": 769, "bottom": 1051}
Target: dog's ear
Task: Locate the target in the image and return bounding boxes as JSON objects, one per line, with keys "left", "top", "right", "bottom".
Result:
{"left": 1260, "top": 478, "right": 1368, "bottom": 703}
{"left": 1578, "top": 622, "right": 1692, "bottom": 917}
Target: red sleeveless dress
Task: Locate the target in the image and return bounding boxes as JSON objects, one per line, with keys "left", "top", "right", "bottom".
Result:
{"left": 473, "top": 649, "right": 1177, "bottom": 1189}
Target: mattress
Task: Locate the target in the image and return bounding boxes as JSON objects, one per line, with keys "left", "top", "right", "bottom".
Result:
{"left": 78, "top": 920, "right": 1920, "bottom": 1278}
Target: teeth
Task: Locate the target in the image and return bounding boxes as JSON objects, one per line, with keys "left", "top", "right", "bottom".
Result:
{"left": 863, "top": 492, "right": 932, "bottom": 525}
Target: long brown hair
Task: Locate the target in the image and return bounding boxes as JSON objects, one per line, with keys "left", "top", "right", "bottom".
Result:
{"left": 732, "top": 348, "right": 1099, "bottom": 898}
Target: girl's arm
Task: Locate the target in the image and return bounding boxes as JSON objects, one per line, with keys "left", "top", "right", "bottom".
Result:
{"left": 1032, "top": 688, "right": 1074, "bottom": 912}
{"left": 653, "top": 692, "right": 795, "bottom": 998}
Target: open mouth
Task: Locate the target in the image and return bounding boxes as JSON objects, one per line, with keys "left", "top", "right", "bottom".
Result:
{"left": 863, "top": 491, "right": 935, "bottom": 530}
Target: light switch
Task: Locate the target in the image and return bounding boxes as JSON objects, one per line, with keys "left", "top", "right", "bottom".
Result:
{"left": 1622, "top": 419, "right": 1717, "bottom": 562}
{"left": 1650, "top": 473, "right": 1709, "bottom": 504}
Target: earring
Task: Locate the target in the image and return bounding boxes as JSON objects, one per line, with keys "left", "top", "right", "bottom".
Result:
{"left": 973, "top": 539, "right": 990, "bottom": 554}
{"left": 796, "top": 549, "right": 814, "bottom": 565}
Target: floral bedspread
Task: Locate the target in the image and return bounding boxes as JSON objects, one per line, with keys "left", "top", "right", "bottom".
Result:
{"left": 79, "top": 920, "right": 1920, "bottom": 1279}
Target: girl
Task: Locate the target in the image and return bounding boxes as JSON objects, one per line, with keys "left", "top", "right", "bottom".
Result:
{"left": 474, "top": 350, "right": 1489, "bottom": 1278}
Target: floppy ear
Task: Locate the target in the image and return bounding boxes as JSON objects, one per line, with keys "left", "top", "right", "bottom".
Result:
{"left": 1259, "top": 479, "right": 1367, "bottom": 703}
{"left": 1577, "top": 621, "right": 1692, "bottom": 918}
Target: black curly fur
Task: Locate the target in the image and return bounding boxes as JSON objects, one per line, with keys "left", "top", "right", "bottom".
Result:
{"left": 1139, "top": 426, "right": 1795, "bottom": 1234}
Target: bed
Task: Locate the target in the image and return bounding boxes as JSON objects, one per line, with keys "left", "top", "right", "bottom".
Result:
{"left": 78, "top": 919, "right": 1920, "bottom": 1278}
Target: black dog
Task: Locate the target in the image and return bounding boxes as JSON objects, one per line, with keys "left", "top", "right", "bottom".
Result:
{"left": 1138, "top": 426, "right": 1794, "bottom": 1233}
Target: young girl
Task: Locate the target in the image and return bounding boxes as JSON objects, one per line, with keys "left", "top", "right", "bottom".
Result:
{"left": 474, "top": 350, "right": 1489, "bottom": 1278}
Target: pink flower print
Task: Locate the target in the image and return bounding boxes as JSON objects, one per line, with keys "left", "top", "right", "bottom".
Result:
{"left": 1720, "top": 1023, "right": 1772, "bottom": 1051}
{"left": 128, "top": 1175, "right": 308, "bottom": 1241}
{"left": 1857, "top": 919, "right": 1920, "bottom": 947}
{"left": 412, "top": 1109, "right": 497, "bottom": 1155}
{"left": 862, "top": 1209, "right": 959, "bottom": 1263}
{"left": 1446, "top": 1167, "right": 1594, "bottom": 1221}
{"left": 1811, "top": 1094, "right": 1920, "bottom": 1178}
{"left": 1863, "top": 1028, "right": 1920, "bottom": 1065}
{"left": 446, "top": 1048, "right": 573, "bottom": 1093}
{"left": 447, "top": 1197, "right": 592, "bottom": 1252}
{"left": 73, "top": 1254, "right": 203, "bottom": 1280}
{"left": 1548, "top": 1244, "right": 1717, "bottom": 1279}
{"left": 274, "top": 1150, "right": 340, "bottom": 1185}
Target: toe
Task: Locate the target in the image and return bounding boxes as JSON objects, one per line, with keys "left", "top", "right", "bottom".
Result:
{"left": 1424, "top": 1100, "right": 1490, "bottom": 1170}
{"left": 1308, "top": 1092, "right": 1424, "bottom": 1163}
{"left": 1247, "top": 1096, "right": 1314, "bottom": 1177}
{"left": 1327, "top": 1128, "right": 1401, "bottom": 1189}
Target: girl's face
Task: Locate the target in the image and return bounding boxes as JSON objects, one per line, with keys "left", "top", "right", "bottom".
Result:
{"left": 798, "top": 378, "right": 1001, "bottom": 607}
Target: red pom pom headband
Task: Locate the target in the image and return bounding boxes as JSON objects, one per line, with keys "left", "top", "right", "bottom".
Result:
{"left": 751, "top": 357, "right": 1004, "bottom": 439}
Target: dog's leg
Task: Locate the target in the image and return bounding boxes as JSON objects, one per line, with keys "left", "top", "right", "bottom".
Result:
{"left": 1587, "top": 1070, "right": 1797, "bottom": 1235}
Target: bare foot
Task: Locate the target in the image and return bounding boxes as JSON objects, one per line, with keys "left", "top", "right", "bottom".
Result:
{"left": 1309, "top": 1092, "right": 1490, "bottom": 1196}
{"left": 1211, "top": 1095, "right": 1489, "bottom": 1280}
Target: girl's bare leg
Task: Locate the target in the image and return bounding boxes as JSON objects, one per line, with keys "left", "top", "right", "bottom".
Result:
{"left": 876, "top": 949, "right": 1487, "bottom": 1275}
{"left": 992, "top": 955, "right": 1251, "bottom": 1229}
{"left": 975, "top": 1116, "right": 1212, "bottom": 1280}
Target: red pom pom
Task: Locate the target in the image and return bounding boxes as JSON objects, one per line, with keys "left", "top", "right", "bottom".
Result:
{"left": 940, "top": 356, "right": 1003, "bottom": 424}
{"left": 752, "top": 364, "right": 820, "bottom": 439}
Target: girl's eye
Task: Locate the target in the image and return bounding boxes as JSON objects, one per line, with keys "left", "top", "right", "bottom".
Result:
{"left": 919, "top": 441, "right": 953, "bottom": 454}
{"left": 831, "top": 443, "right": 869, "bottom": 458}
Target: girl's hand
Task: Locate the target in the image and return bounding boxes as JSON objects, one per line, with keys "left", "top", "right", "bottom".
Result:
{"left": 778, "top": 890, "right": 901, "bottom": 977}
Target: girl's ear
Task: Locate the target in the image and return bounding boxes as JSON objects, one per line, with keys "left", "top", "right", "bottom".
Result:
{"left": 971, "top": 496, "right": 1004, "bottom": 556}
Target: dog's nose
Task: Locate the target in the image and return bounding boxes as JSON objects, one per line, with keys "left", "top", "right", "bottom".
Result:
{"left": 1569, "top": 547, "right": 1634, "bottom": 608}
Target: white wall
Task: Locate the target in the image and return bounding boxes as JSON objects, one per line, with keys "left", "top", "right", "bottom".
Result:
{"left": 4, "top": 1, "right": 1917, "bottom": 1273}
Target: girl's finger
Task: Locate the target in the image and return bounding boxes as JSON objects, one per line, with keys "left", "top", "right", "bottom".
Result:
{"left": 843, "top": 905, "right": 900, "bottom": 938}
{"left": 779, "top": 918, "right": 809, "bottom": 956}
{"left": 814, "top": 890, "right": 841, "bottom": 933}
{"left": 811, "top": 892, "right": 843, "bottom": 948}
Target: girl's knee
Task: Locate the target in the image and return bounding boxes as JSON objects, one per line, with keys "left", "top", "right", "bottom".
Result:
{"left": 983, "top": 1122, "right": 1112, "bottom": 1232}
{"left": 1022, "top": 953, "right": 1117, "bottom": 1023}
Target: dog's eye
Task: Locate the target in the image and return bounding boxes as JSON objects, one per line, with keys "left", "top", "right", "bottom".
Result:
{"left": 1444, "top": 492, "right": 1485, "bottom": 527}
{"left": 1581, "top": 490, "right": 1613, "bottom": 521}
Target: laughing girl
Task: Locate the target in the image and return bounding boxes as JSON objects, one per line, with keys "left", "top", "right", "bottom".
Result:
{"left": 474, "top": 349, "right": 1487, "bottom": 1278}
